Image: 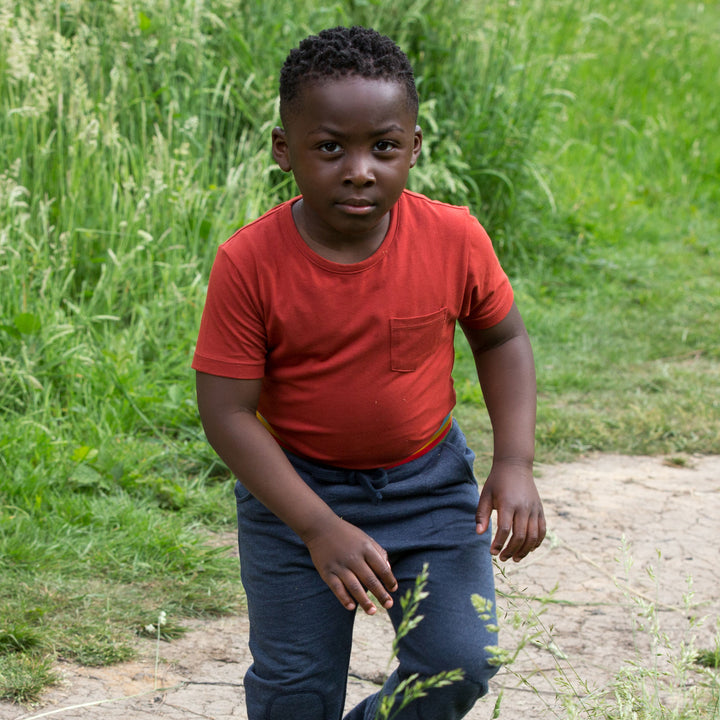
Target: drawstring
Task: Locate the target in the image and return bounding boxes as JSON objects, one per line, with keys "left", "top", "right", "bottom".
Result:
{"left": 349, "top": 469, "right": 389, "bottom": 505}
{"left": 290, "top": 458, "right": 391, "bottom": 505}
{"left": 283, "top": 421, "right": 460, "bottom": 506}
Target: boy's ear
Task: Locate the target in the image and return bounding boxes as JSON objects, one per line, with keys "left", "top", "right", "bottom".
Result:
{"left": 272, "top": 127, "right": 292, "bottom": 172}
{"left": 409, "top": 125, "right": 423, "bottom": 168}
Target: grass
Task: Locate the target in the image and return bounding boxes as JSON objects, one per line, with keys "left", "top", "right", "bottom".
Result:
{"left": 452, "top": 0, "right": 720, "bottom": 465}
{"left": 490, "top": 544, "right": 720, "bottom": 720}
{"left": 0, "top": 0, "right": 718, "bottom": 710}
{"left": 0, "top": 655, "right": 59, "bottom": 705}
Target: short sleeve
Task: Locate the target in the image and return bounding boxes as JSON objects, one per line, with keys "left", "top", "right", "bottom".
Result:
{"left": 191, "top": 245, "right": 267, "bottom": 379}
{"left": 457, "top": 214, "right": 514, "bottom": 329}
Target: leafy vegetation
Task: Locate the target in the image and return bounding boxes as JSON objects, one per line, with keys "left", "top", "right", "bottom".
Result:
{"left": 0, "top": 0, "right": 717, "bottom": 707}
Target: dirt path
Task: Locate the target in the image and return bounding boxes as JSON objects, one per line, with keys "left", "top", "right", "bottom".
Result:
{"left": 4, "top": 454, "right": 719, "bottom": 719}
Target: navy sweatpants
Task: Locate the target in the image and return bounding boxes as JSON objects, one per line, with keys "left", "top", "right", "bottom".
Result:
{"left": 235, "top": 421, "right": 499, "bottom": 720}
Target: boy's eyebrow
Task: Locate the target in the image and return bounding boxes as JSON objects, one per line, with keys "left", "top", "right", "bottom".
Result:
{"left": 306, "top": 124, "right": 407, "bottom": 138}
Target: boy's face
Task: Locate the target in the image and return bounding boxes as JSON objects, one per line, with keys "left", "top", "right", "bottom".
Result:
{"left": 272, "top": 76, "right": 422, "bottom": 257}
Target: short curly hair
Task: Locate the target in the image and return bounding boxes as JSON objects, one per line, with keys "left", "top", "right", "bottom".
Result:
{"left": 279, "top": 26, "right": 419, "bottom": 125}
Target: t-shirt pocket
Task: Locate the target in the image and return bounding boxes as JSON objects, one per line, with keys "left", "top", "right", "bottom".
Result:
{"left": 390, "top": 308, "right": 448, "bottom": 372}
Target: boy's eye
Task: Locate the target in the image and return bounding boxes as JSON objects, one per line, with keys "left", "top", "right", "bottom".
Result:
{"left": 374, "top": 140, "right": 396, "bottom": 153}
{"left": 318, "top": 142, "right": 342, "bottom": 153}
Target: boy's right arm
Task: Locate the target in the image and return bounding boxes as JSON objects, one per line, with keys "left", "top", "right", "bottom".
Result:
{"left": 195, "top": 371, "right": 397, "bottom": 615}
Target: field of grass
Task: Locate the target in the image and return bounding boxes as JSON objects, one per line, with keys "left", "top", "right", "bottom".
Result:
{"left": 1, "top": 0, "right": 718, "bottom": 712}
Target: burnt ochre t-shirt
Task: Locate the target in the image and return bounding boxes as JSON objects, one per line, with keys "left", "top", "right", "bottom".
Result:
{"left": 192, "top": 190, "right": 513, "bottom": 469}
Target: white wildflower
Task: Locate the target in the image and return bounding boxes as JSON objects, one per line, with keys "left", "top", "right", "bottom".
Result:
{"left": 182, "top": 115, "right": 199, "bottom": 135}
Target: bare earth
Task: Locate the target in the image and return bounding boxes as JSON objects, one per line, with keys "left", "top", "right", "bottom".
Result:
{"left": 4, "top": 454, "right": 720, "bottom": 720}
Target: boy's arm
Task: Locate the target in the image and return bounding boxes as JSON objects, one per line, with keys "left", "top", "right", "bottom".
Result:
{"left": 195, "top": 371, "right": 397, "bottom": 614}
{"left": 461, "top": 302, "right": 546, "bottom": 562}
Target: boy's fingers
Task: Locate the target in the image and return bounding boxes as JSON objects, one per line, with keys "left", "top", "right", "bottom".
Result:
{"left": 343, "top": 574, "right": 378, "bottom": 615}
{"left": 501, "top": 526, "right": 529, "bottom": 562}
{"left": 491, "top": 509, "right": 513, "bottom": 556}
{"left": 537, "top": 512, "right": 547, "bottom": 548}
{"left": 343, "top": 567, "right": 391, "bottom": 615}
{"left": 371, "top": 545, "right": 398, "bottom": 590}
{"left": 325, "top": 574, "right": 358, "bottom": 612}
{"left": 366, "top": 562, "right": 397, "bottom": 610}
{"left": 311, "top": 526, "right": 396, "bottom": 614}
{"left": 503, "top": 510, "right": 531, "bottom": 560}
{"left": 475, "top": 492, "right": 493, "bottom": 534}
{"left": 336, "top": 556, "right": 397, "bottom": 616}
{"left": 523, "top": 514, "right": 543, "bottom": 554}
{"left": 498, "top": 510, "right": 545, "bottom": 562}
{"left": 352, "top": 552, "right": 396, "bottom": 614}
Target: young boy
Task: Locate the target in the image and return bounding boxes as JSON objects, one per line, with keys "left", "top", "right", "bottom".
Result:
{"left": 193, "top": 26, "right": 545, "bottom": 720}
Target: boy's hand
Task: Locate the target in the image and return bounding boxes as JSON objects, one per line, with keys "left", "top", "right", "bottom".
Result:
{"left": 303, "top": 516, "right": 398, "bottom": 615}
{"left": 475, "top": 460, "right": 545, "bottom": 562}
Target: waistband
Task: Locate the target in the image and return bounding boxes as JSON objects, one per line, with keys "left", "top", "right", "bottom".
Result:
{"left": 383, "top": 412, "right": 453, "bottom": 469}
{"left": 281, "top": 418, "right": 463, "bottom": 505}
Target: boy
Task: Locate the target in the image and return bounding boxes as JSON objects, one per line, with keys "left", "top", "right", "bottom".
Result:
{"left": 193, "top": 26, "right": 545, "bottom": 720}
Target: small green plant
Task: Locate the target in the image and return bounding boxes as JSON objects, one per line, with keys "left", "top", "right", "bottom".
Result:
{"left": 146, "top": 610, "right": 168, "bottom": 690}
{"left": 373, "top": 563, "right": 464, "bottom": 720}
{"left": 696, "top": 648, "right": 720, "bottom": 671}
{"left": 483, "top": 561, "right": 597, "bottom": 717}
{"left": 486, "top": 540, "right": 720, "bottom": 719}
{"left": 0, "top": 655, "right": 58, "bottom": 704}
{"left": 603, "top": 539, "right": 720, "bottom": 720}
{"left": 0, "top": 625, "right": 43, "bottom": 656}
{"left": 137, "top": 612, "right": 188, "bottom": 643}
{"left": 64, "top": 628, "right": 136, "bottom": 667}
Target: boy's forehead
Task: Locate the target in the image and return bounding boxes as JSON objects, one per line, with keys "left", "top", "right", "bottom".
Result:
{"left": 284, "top": 75, "right": 416, "bottom": 128}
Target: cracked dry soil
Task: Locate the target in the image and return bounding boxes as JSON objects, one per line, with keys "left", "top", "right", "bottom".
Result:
{"left": 4, "top": 453, "right": 720, "bottom": 720}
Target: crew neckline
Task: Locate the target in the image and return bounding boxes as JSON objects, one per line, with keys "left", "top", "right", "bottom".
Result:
{"left": 284, "top": 195, "right": 401, "bottom": 274}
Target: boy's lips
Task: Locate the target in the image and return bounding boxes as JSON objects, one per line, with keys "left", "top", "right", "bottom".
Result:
{"left": 336, "top": 198, "right": 376, "bottom": 214}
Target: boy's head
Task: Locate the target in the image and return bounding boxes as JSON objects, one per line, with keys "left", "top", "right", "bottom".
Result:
{"left": 272, "top": 27, "right": 423, "bottom": 255}
{"left": 279, "top": 26, "right": 419, "bottom": 127}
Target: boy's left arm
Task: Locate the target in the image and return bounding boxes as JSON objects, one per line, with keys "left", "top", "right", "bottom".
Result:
{"left": 461, "top": 301, "right": 546, "bottom": 562}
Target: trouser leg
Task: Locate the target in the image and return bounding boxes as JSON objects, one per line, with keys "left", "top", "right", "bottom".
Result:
{"left": 343, "top": 422, "right": 499, "bottom": 720}
{"left": 235, "top": 481, "right": 355, "bottom": 720}
{"left": 344, "top": 538, "right": 498, "bottom": 720}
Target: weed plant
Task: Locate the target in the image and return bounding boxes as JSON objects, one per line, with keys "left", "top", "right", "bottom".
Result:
{"left": 373, "top": 564, "right": 465, "bottom": 720}
{"left": 1, "top": 0, "right": 718, "bottom": 705}
{"left": 489, "top": 543, "right": 720, "bottom": 719}
{"left": 371, "top": 546, "right": 720, "bottom": 719}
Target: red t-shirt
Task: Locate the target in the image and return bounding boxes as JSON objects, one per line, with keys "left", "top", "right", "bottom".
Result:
{"left": 192, "top": 190, "right": 514, "bottom": 468}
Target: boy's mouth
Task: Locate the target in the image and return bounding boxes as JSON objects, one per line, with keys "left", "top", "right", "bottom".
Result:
{"left": 336, "top": 198, "right": 376, "bottom": 215}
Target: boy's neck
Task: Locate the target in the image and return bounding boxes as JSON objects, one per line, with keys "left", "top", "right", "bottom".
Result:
{"left": 291, "top": 199, "right": 391, "bottom": 264}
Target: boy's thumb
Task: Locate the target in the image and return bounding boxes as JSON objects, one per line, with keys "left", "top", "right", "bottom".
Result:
{"left": 475, "top": 490, "right": 493, "bottom": 535}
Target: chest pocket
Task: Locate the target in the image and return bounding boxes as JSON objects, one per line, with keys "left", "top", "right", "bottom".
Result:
{"left": 390, "top": 308, "right": 448, "bottom": 372}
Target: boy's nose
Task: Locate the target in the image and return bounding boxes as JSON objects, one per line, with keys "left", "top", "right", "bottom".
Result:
{"left": 343, "top": 155, "right": 375, "bottom": 185}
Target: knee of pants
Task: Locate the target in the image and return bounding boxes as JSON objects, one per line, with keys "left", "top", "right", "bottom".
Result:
{"left": 244, "top": 664, "right": 345, "bottom": 720}
{"left": 400, "top": 638, "right": 500, "bottom": 691}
